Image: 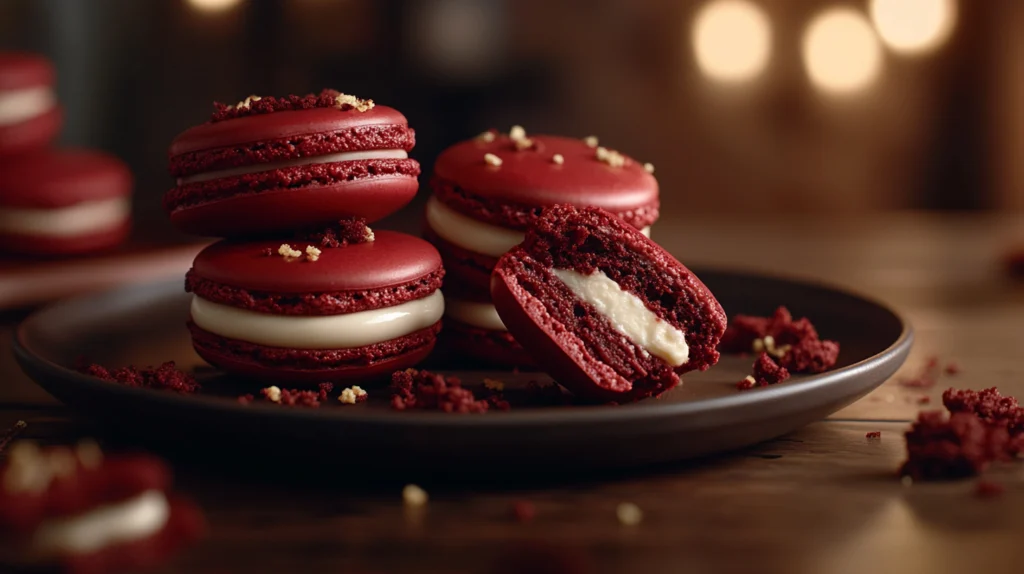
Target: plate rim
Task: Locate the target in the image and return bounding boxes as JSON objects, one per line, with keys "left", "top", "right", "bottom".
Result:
{"left": 12, "top": 271, "right": 914, "bottom": 429}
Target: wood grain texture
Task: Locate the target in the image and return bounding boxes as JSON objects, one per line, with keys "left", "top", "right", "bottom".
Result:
{"left": 2, "top": 212, "right": 1023, "bottom": 573}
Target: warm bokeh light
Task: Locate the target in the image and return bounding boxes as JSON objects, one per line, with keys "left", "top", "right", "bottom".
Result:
{"left": 691, "top": 0, "right": 772, "bottom": 83}
{"left": 185, "top": 0, "right": 243, "bottom": 14}
{"left": 802, "top": 8, "right": 883, "bottom": 95}
{"left": 870, "top": 0, "right": 957, "bottom": 55}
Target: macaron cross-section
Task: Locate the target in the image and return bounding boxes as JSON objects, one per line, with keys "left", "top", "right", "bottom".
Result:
{"left": 165, "top": 90, "right": 420, "bottom": 237}
{"left": 491, "top": 205, "right": 726, "bottom": 403}
{"left": 185, "top": 227, "right": 445, "bottom": 384}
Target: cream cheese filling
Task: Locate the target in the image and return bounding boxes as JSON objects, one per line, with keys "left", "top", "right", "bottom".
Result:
{"left": 551, "top": 268, "right": 689, "bottom": 366}
{"left": 190, "top": 290, "right": 444, "bottom": 349}
{"left": 177, "top": 149, "right": 409, "bottom": 185}
{"left": 444, "top": 298, "right": 507, "bottom": 331}
{"left": 0, "top": 86, "right": 55, "bottom": 126}
{"left": 31, "top": 490, "right": 170, "bottom": 556}
{"left": 0, "top": 197, "right": 130, "bottom": 237}
{"left": 426, "top": 195, "right": 650, "bottom": 258}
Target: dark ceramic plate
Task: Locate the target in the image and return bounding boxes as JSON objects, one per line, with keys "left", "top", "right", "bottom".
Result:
{"left": 12, "top": 271, "right": 911, "bottom": 475}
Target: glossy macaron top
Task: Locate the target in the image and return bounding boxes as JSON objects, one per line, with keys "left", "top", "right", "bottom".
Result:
{"left": 0, "top": 149, "right": 132, "bottom": 208}
{"left": 191, "top": 230, "right": 442, "bottom": 294}
{"left": 432, "top": 133, "right": 658, "bottom": 214}
{"left": 0, "top": 52, "right": 54, "bottom": 90}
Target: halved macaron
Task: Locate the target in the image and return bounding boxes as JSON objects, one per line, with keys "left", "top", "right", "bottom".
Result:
{"left": 0, "top": 52, "right": 62, "bottom": 156}
{"left": 491, "top": 205, "right": 726, "bottom": 403}
{"left": 0, "top": 150, "right": 132, "bottom": 256}
{"left": 166, "top": 89, "right": 420, "bottom": 237}
{"left": 185, "top": 229, "right": 445, "bottom": 384}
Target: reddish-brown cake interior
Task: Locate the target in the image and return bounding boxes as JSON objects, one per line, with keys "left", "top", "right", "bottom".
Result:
{"left": 493, "top": 205, "right": 726, "bottom": 402}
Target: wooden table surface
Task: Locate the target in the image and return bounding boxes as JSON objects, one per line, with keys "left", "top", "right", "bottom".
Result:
{"left": 2, "top": 212, "right": 1024, "bottom": 573}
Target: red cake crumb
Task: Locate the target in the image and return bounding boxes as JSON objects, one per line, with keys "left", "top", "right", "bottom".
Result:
{"left": 975, "top": 480, "right": 1005, "bottom": 498}
{"left": 210, "top": 89, "right": 371, "bottom": 122}
{"left": 511, "top": 501, "right": 536, "bottom": 522}
{"left": 78, "top": 361, "right": 200, "bottom": 394}
{"left": 720, "top": 307, "right": 839, "bottom": 373}
{"left": 942, "top": 387, "right": 1024, "bottom": 438}
{"left": 317, "top": 382, "right": 335, "bottom": 402}
{"left": 293, "top": 218, "right": 372, "bottom": 248}
{"left": 390, "top": 369, "right": 493, "bottom": 413}
{"left": 900, "top": 410, "right": 1014, "bottom": 481}
{"left": 866, "top": 431, "right": 882, "bottom": 439}
{"left": 945, "top": 362, "right": 960, "bottom": 375}
{"left": 737, "top": 353, "right": 790, "bottom": 390}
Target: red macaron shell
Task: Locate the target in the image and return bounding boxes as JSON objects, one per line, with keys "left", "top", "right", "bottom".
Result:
{"left": 0, "top": 105, "right": 62, "bottom": 155}
{"left": 431, "top": 134, "right": 659, "bottom": 230}
{"left": 188, "top": 321, "right": 441, "bottom": 384}
{"left": 422, "top": 221, "right": 496, "bottom": 294}
{"left": 0, "top": 150, "right": 132, "bottom": 208}
{"left": 0, "top": 220, "right": 131, "bottom": 256}
{"left": 0, "top": 53, "right": 55, "bottom": 90}
{"left": 188, "top": 230, "right": 442, "bottom": 312}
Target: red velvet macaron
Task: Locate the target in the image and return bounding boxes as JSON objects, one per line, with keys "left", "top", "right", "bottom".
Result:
{"left": 491, "top": 205, "right": 726, "bottom": 403}
{"left": 426, "top": 128, "right": 659, "bottom": 367}
{"left": 185, "top": 226, "right": 445, "bottom": 384}
{"left": 0, "top": 52, "right": 62, "bottom": 156}
{"left": 0, "top": 149, "right": 132, "bottom": 256}
{"left": 166, "top": 90, "right": 421, "bottom": 237}
{"left": 0, "top": 442, "right": 205, "bottom": 574}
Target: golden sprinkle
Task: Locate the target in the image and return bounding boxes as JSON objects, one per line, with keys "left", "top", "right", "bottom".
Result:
{"left": 365, "top": 228, "right": 376, "bottom": 242}
{"left": 477, "top": 131, "right": 496, "bottom": 143}
{"left": 305, "top": 245, "right": 322, "bottom": 262}
{"left": 484, "top": 153, "right": 503, "bottom": 167}
{"left": 596, "top": 146, "right": 625, "bottom": 168}
{"left": 644, "top": 163, "right": 655, "bottom": 174}
{"left": 403, "top": 484, "right": 429, "bottom": 506}
{"left": 513, "top": 137, "right": 533, "bottom": 151}
{"left": 335, "top": 92, "right": 375, "bottom": 112}
{"left": 552, "top": 154, "right": 564, "bottom": 165}
{"left": 278, "top": 244, "right": 302, "bottom": 259}
{"left": 234, "top": 95, "right": 261, "bottom": 110}
{"left": 584, "top": 136, "right": 599, "bottom": 148}
{"left": 483, "top": 378, "right": 505, "bottom": 392}
{"left": 339, "top": 386, "right": 367, "bottom": 405}
{"left": 752, "top": 338, "right": 765, "bottom": 354}
{"left": 616, "top": 502, "right": 644, "bottom": 526}
{"left": 264, "top": 386, "right": 282, "bottom": 403}
{"left": 509, "top": 125, "right": 527, "bottom": 141}
{"left": 744, "top": 375, "right": 756, "bottom": 384}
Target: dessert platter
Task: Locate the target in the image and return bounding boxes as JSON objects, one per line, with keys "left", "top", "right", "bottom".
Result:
{"left": 11, "top": 90, "right": 912, "bottom": 474}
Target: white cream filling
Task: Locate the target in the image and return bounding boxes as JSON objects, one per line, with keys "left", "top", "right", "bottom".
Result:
{"left": 0, "top": 86, "right": 55, "bottom": 126}
{"left": 31, "top": 490, "right": 170, "bottom": 556}
{"left": 444, "top": 298, "right": 507, "bottom": 331}
{"left": 0, "top": 197, "right": 130, "bottom": 237}
{"left": 190, "top": 290, "right": 444, "bottom": 349}
{"left": 426, "top": 195, "right": 650, "bottom": 258}
{"left": 551, "top": 268, "right": 689, "bottom": 366}
{"left": 177, "top": 149, "right": 409, "bottom": 185}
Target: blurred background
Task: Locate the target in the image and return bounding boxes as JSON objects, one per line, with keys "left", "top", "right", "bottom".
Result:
{"left": 1, "top": 0, "right": 1022, "bottom": 241}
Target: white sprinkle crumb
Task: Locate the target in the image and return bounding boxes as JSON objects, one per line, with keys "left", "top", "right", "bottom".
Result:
{"left": 339, "top": 386, "right": 367, "bottom": 405}
{"left": 509, "top": 125, "right": 527, "bottom": 141}
{"left": 335, "top": 92, "right": 375, "bottom": 112}
{"left": 513, "top": 137, "right": 533, "bottom": 151}
{"left": 365, "top": 228, "right": 375, "bottom": 242}
{"left": 752, "top": 338, "right": 765, "bottom": 354}
{"left": 403, "top": 484, "right": 428, "bottom": 506}
{"left": 75, "top": 440, "right": 103, "bottom": 470}
{"left": 477, "top": 130, "right": 496, "bottom": 143}
{"left": 901, "top": 476, "right": 913, "bottom": 487}
{"left": 616, "top": 502, "right": 643, "bottom": 526}
{"left": 484, "top": 153, "right": 503, "bottom": 167}
{"left": 483, "top": 378, "right": 505, "bottom": 391}
{"left": 584, "top": 136, "right": 599, "bottom": 148}
{"left": 644, "top": 162, "right": 655, "bottom": 174}
{"left": 265, "top": 386, "right": 282, "bottom": 403}
{"left": 744, "top": 375, "right": 756, "bottom": 384}
{"left": 595, "top": 146, "right": 625, "bottom": 167}
{"left": 278, "top": 244, "right": 302, "bottom": 259}
{"left": 552, "top": 154, "right": 564, "bottom": 165}
{"left": 305, "top": 245, "right": 322, "bottom": 262}
{"left": 234, "top": 95, "right": 261, "bottom": 110}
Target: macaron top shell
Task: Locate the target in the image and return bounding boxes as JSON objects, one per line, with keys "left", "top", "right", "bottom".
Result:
{"left": 191, "top": 230, "right": 442, "bottom": 294}
{"left": 0, "top": 52, "right": 55, "bottom": 90}
{"left": 0, "top": 150, "right": 133, "bottom": 208}
{"left": 433, "top": 134, "right": 658, "bottom": 214}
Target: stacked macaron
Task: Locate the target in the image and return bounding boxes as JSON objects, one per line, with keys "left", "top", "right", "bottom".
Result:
{"left": 166, "top": 90, "right": 444, "bottom": 384}
{"left": 424, "top": 127, "right": 659, "bottom": 367}
{"left": 0, "top": 53, "right": 133, "bottom": 256}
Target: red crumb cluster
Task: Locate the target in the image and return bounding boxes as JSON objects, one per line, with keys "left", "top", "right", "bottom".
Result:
{"left": 79, "top": 361, "right": 200, "bottom": 394}
{"left": 238, "top": 383, "right": 334, "bottom": 407}
{"left": 900, "top": 387, "right": 1024, "bottom": 481}
{"left": 737, "top": 353, "right": 791, "bottom": 390}
{"left": 390, "top": 369, "right": 509, "bottom": 413}
{"left": 719, "top": 307, "right": 839, "bottom": 373}
{"left": 210, "top": 89, "right": 366, "bottom": 122}
{"left": 293, "top": 218, "right": 372, "bottom": 248}
{"left": 866, "top": 431, "right": 882, "bottom": 439}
